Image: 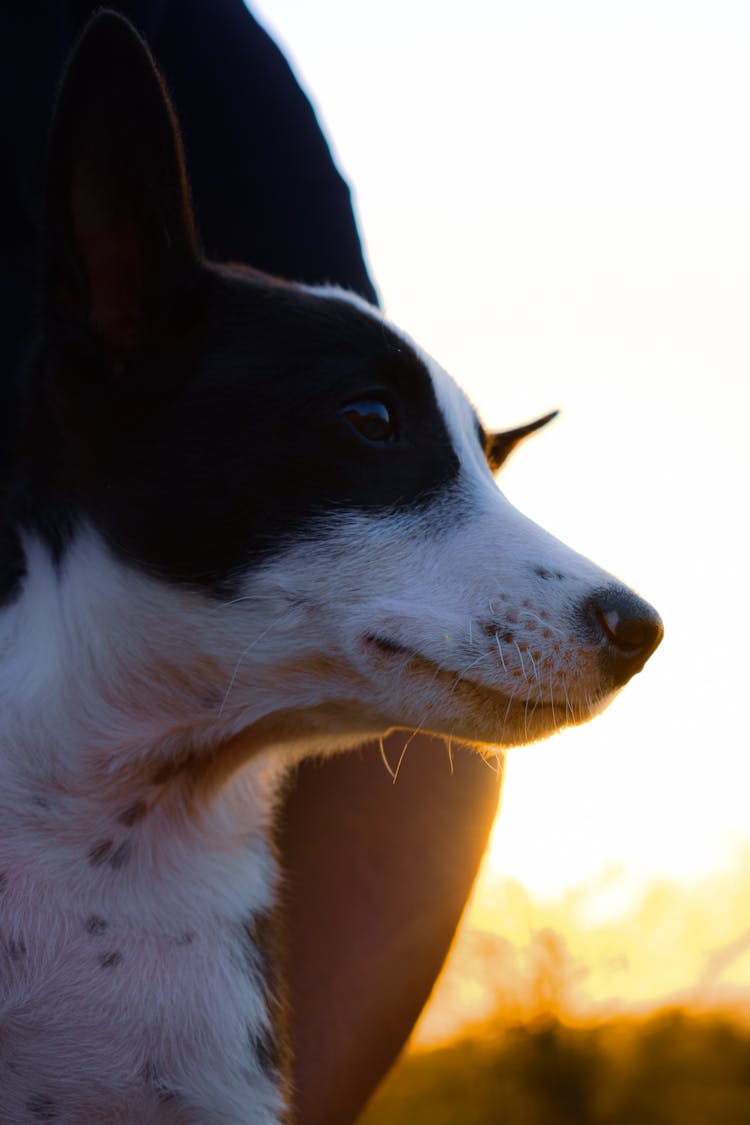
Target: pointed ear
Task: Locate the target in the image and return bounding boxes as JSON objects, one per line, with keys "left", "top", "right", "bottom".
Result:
{"left": 485, "top": 410, "right": 559, "bottom": 472}
{"left": 45, "top": 11, "right": 200, "bottom": 365}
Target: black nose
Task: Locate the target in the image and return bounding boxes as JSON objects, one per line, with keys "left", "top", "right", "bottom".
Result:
{"left": 582, "top": 586, "right": 664, "bottom": 687}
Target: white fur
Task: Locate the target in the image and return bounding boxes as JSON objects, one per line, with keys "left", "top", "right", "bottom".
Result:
{"left": 0, "top": 290, "right": 643, "bottom": 1122}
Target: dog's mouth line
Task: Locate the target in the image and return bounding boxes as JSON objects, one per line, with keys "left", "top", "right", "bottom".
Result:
{"left": 363, "top": 633, "right": 589, "bottom": 715}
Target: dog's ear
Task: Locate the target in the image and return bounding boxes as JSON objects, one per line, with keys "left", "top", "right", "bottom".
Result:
{"left": 486, "top": 410, "right": 559, "bottom": 471}
{"left": 45, "top": 11, "right": 200, "bottom": 367}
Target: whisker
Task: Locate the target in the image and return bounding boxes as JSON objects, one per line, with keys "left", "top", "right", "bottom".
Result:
{"left": 548, "top": 664, "right": 557, "bottom": 728}
{"left": 494, "top": 633, "right": 508, "bottom": 673}
{"left": 392, "top": 730, "right": 416, "bottom": 782}
{"left": 513, "top": 640, "right": 526, "bottom": 681}
{"left": 210, "top": 591, "right": 277, "bottom": 613}
{"left": 478, "top": 748, "right": 502, "bottom": 776}
{"left": 526, "top": 649, "right": 540, "bottom": 689}
{"left": 563, "top": 676, "right": 574, "bottom": 723}
{"left": 378, "top": 735, "right": 396, "bottom": 781}
{"left": 217, "top": 609, "right": 295, "bottom": 718}
{"left": 503, "top": 690, "right": 516, "bottom": 728}
{"left": 522, "top": 610, "right": 566, "bottom": 640}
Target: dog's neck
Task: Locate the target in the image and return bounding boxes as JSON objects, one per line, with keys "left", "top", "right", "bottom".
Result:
{"left": 0, "top": 531, "right": 301, "bottom": 904}
{"left": 0, "top": 527, "right": 375, "bottom": 902}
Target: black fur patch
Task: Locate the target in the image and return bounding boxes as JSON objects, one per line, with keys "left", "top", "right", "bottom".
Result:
{"left": 26, "top": 275, "right": 460, "bottom": 593}
{"left": 26, "top": 1096, "right": 58, "bottom": 1121}
{"left": 20, "top": 12, "right": 460, "bottom": 593}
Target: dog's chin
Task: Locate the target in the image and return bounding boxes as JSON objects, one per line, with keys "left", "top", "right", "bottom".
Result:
{"left": 363, "top": 636, "right": 613, "bottom": 749}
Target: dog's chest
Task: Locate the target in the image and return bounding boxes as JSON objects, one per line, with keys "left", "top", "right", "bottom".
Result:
{"left": 0, "top": 811, "right": 286, "bottom": 1124}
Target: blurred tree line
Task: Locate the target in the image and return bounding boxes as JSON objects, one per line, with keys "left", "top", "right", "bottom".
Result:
{"left": 360, "top": 1009, "right": 750, "bottom": 1124}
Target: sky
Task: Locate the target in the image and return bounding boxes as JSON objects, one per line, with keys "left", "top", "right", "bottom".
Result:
{"left": 249, "top": 0, "right": 750, "bottom": 1027}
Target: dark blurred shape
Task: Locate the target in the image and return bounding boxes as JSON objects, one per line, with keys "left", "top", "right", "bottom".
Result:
{"left": 360, "top": 1009, "right": 750, "bottom": 1125}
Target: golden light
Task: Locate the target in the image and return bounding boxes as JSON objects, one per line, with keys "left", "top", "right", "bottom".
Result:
{"left": 253, "top": 0, "right": 750, "bottom": 1042}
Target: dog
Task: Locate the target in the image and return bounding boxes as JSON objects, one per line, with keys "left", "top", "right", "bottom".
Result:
{"left": 0, "top": 12, "right": 662, "bottom": 1123}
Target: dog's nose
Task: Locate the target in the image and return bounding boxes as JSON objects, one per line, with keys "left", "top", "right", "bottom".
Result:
{"left": 581, "top": 586, "right": 664, "bottom": 687}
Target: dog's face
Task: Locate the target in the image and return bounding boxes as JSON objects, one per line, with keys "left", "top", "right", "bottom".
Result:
{"left": 22, "top": 15, "right": 661, "bottom": 764}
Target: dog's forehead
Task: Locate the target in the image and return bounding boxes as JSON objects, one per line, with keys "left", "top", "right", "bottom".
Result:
{"left": 319, "top": 287, "right": 489, "bottom": 479}
{"left": 34, "top": 277, "right": 478, "bottom": 592}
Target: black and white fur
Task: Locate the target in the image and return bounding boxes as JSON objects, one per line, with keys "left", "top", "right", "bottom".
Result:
{"left": 0, "top": 14, "right": 662, "bottom": 1123}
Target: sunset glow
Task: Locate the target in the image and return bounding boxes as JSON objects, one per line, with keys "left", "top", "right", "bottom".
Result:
{"left": 252, "top": 0, "right": 750, "bottom": 1040}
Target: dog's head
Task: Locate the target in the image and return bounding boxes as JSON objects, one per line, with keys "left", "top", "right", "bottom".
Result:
{"left": 19, "top": 13, "right": 661, "bottom": 767}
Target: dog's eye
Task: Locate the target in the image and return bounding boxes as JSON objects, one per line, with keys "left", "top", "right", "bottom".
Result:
{"left": 340, "top": 399, "right": 397, "bottom": 443}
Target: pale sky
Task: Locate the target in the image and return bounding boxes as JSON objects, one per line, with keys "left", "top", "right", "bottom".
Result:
{"left": 249, "top": 1, "right": 750, "bottom": 911}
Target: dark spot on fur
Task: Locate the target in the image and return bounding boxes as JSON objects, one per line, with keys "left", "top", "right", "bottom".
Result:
{"left": 118, "top": 800, "right": 147, "bottom": 827}
{"left": 535, "top": 566, "right": 566, "bottom": 582}
{"left": 0, "top": 873, "right": 6, "bottom": 894}
{"left": 88, "top": 839, "right": 113, "bottom": 867}
{"left": 151, "top": 754, "right": 198, "bottom": 786}
{"left": 139, "top": 1061, "right": 158, "bottom": 1084}
{"left": 139, "top": 1061, "right": 177, "bottom": 1102}
{"left": 233, "top": 921, "right": 258, "bottom": 979}
{"left": 8, "top": 938, "right": 27, "bottom": 960}
{"left": 85, "top": 915, "right": 108, "bottom": 935}
{"left": 364, "top": 634, "right": 411, "bottom": 657}
{"left": 108, "top": 840, "right": 132, "bottom": 869}
{"left": 249, "top": 1024, "right": 280, "bottom": 1077}
{"left": 26, "top": 1095, "right": 58, "bottom": 1120}
{"left": 502, "top": 632, "right": 514, "bottom": 644}
{"left": 174, "top": 930, "right": 195, "bottom": 946}
{"left": 99, "top": 950, "right": 123, "bottom": 969}
{"left": 31, "top": 795, "right": 51, "bottom": 809}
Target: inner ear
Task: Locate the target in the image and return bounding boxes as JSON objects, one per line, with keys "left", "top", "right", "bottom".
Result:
{"left": 45, "top": 11, "right": 200, "bottom": 364}
{"left": 485, "top": 410, "right": 559, "bottom": 472}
